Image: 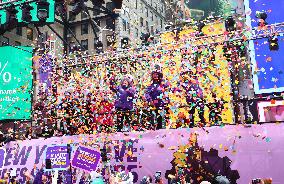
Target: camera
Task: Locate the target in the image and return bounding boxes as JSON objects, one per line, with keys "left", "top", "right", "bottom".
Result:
{"left": 252, "top": 178, "right": 261, "bottom": 184}
{"left": 154, "top": 171, "right": 162, "bottom": 183}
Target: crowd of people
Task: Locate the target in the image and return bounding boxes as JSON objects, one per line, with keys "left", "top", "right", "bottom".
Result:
{"left": 31, "top": 63, "right": 225, "bottom": 137}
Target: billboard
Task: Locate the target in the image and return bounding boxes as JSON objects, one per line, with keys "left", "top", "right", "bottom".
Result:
{"left": 0, "top": 46, "right": 33, "bottom": 120}
{"left": 258, "top": 100, "right": 284, "bottom": 122}
{"left": 244, "top": 0, "right": 284, "bottom": 94}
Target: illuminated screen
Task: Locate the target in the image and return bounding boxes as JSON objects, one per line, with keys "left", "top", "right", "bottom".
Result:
{"left": 0, "top": 46, "right": 33, "bottom": 120}
{"left": 245, "top": 0, "right": 284, "bottom": 94}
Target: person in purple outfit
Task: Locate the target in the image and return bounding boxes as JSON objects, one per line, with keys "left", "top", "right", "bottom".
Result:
{"left": 144, "top": 65, "right": 170, "bottom": 130}
{"left": 110, "top": 74, "right": 136, "bottom": 131}
{"left": 180, "top": 71, "right": 206, "bottom": 126}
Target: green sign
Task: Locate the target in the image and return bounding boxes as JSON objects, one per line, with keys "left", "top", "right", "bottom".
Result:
{"left": 0, "top": 46, "right": 33, "bottom": 120}
{"left": 0, "top": 0, "right": 55, "bottom": 25}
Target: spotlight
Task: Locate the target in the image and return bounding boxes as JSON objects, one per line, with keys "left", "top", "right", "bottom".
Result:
{"left": 268, "top": 36, "right": 279, "bottom": 51}
{"left": 225, "top": 16, "right": 236, "bottom": 32}
{"left": 5, "top": 5, "right": 18, "bottom": 30}
{"left": 95, "top": 40, "right": 103, "bottom": 53}
{"left": 140, "top": 33, "right": 150, "bottom": 46}
{"left": 37, "top": 0, "right": 50, "bottom": 21}
{"left": 197, "top": 22, "right": 205, "bottom": 36}
{"left": 255, "top": 11, "right": 268, "bottom": 26}
{"left": 121, "top": 37, "right": 129, "bottom": 48}
{"left": 21, "top": 3, "right": 34, "bottom": 23}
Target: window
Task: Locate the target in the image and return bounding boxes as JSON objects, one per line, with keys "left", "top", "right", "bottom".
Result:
{"left": 146, "top": 21, "right": 149, "bottom": 32}
{"left": 81, "top": 12, "right": 88, "bottom": 19}
{"left": 155, "top": 15, "right": 158, "bottom": 24}
{"left": 127, "top": 23, "right": 130, "bottom": 34}
{"left": 93, "top": 20, "right": 100, "bottom": 33}
{"left": 123, "top": 20, "right": 127, "bottom": 32}
{"left": 146, "top": 8, "right": 148, "bottom": 17}
{"left": 81, "top": 39, "right": 88, "bottom": 51}
{"left": 106, "top": 18, "right": 115, "bottom": 30}
{"left": 140, "top": 3, "right": 143, "bottom": 13}
{"left": 68, "top": 26, "right": 76, "bottom": 35}
{"left": 69, "top": 14, "right": 76, "bottom": 21}
{"left": 140, "top": 17, "right": 143, "bottom": 27}
{"left": 2, "top": 37, "right": 9, "bottom": 46}
{"left": 135, "top": 28, "right": 139, "bottom": 37}
{"left": 81, "top": 23, "right": 88, "bottom": 35}
{"left": 93, "top": 7, "right": 100, "bottom": 16}
{"left": 106, "top": 2, "right": 114, "bottom": 12}
{"left": 15, "top": 41, "right": 21, "bottom": 46}
{"left": 135, "top": 0, "right": 137, "bottom": 9}
{"left": 16, "top": 27, "right": 22, "bottom": 36}
{"left": 155, "top": 3, "right": 157, "bottom": 11}
{"left": 151, "top": 26, "right": 154, "bottom": 35}
{"left": 151, "top": 12, "right": 153, "bottom": 21}
{"left": 160, "top": 19, "right": 163, "bottom": 29}
{"left": 27, "top": 27, "right": 33, "bottom": 40}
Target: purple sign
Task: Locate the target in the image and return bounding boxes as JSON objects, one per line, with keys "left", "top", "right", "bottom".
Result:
{"left": 71, "top": 146, "right": 101, "bottom": 172}
{"left": 45, "top": 145, "right": 70, "bottom": 170}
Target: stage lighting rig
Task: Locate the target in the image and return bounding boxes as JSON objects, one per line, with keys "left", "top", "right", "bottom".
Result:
{"left": 37, "top": 0, "right": 50, "bottom": 21}
{"left": 225, "top": 16, "right": 236, "bottom": 32}
{"left": 5, "top": 5, "right": 18, "bottom": 30}
{"left": 197, "top": 22, "right": 205, "bottom": 36}
{"left": 21, "top": 3, "right": 34, "bottom": 23}
{"left": 255, "top": 11, "right": 268, "bottom": 27}
{"left": 268, "top": 35, "right": 279, "bottom": 51}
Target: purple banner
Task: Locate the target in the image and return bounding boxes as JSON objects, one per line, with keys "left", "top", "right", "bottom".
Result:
{"left": 45, "top": 145, "right": 70, "bottom": 170}
{"left": 71, "top": 146, "right": 101, "bottom": 172}
{"left": 0, "top": 124, "right": 283, "bottom": 183}
{"left": 0, "top": 148, "right": 5, "bottom": 169}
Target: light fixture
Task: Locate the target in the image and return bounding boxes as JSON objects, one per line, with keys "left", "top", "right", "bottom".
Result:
{"left": 225, "top": 16, "right": 236, "bottom": 32}
{"left": 37, "top": 0, "right": 50, "bottom": 21}
{"left": 268, "top": 36, "right": 279, "bottom": 51}
{"left": 255, "top": 11, "right": 268, "bottom": 26}
{"left": 21, "top": 3, "right": 34, "bottom": 23}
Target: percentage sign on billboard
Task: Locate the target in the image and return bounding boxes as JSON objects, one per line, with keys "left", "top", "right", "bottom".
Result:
{"left": 0, "top": 61, "right": 12, "bottom": 83}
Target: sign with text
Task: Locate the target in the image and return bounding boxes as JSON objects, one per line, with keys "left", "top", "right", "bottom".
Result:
{"left": 44, "top": 145, "right": 70, "bottom": 171}
{"left": 0, "top": 46, "right": 33, "bottom": 120}
{"left": 71, "top": 146, "right": 101, "bottom": 172}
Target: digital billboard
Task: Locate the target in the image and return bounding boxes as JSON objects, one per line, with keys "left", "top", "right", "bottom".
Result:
{"left": 0, "top": 46, "right": 33, "bottom": 120}
{"left": 244, "top": 0, "right": 284, "bottom": 94}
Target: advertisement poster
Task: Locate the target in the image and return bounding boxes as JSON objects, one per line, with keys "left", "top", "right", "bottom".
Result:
{"left": 71, "top": 146, "right": 101, "bottom": 173}
{"left": 44, "top": 145, "right": 70, "bottom": 171}
{"left": 0, "top": 46, "right": 33, "bottom": 120}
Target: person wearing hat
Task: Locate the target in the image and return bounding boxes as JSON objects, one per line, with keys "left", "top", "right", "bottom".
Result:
{"left": 144, "top": 64, "right": 170, "bottom": 130}
{"left": 110, "top": 74, "right": 136, "bottom": 132}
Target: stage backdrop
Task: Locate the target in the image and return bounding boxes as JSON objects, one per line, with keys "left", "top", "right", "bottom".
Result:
{"left": 56, "top": 23, "right": 234, "bottom": 125}
{"left": 0, "top": 124, "right": 283, "bottom": 183}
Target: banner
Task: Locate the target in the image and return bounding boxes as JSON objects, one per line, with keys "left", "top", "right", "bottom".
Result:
{"left": 0, "top": 148, "right": 6, "bottom": 169}
{"left": 44, "top": 145, "right": 70, "bottom": 171}
{"left": 0, "top": 46, "right": 33, "bottom": 120}
{"left": 0, "top": 124, "right": 283, "bottom": 183}
{"left": 71, "top": 146, "right": 101, "bottom": 172}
